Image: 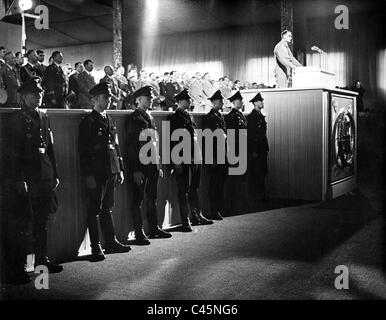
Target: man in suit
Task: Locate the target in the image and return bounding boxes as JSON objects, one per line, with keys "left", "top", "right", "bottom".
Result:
{"left": 100, "top": 65, "right": 121, "bottom": 110}
{"left": 202, "top": 72, "right": 214, "bottom": 99}
{"left": 273, "top": 30, "right": 302, "bottom": 88}
{"left": 77, "top": 59, "right": 96, "bottom": 109}
{"left": 0, "top": 52, "right": 21, "bottom": 107}
{"left": 20, "top": 50, "right": 44, "bottom": 84}
{"left": 246, "top": 92, "right": 269, "bottom": 204}
{"left": 148, "top": 72, "right": 161, "bottom": 110}
{"left": 44, "top": 51, "right": 67, "bottom": 108}
{"left": 158, "top": 72, "right": 170, "bottom": 111}
{"left": 125, "top": 86, "right": 172, "bottom": 245}
{"left": 218, "top": 77, "right": 231, "bottom": 99}
{"left": 224, "top": 91, "right": 248, "bottom": 215}
{"left": 78, "top": 82, "right": 131, "bottom": 262}
{"left": 0, "top": 46, "right": 6, "bottom": 67}
{"left": 190, "top": 72, "right": 205, "bottom": 111}
{"left": 169, "top": 89, "right": 213, "bottom": 231}
{"left": 202, "top": 90, "right": 227, "bottom": 220}
{"left": 165, "top": 71, "right": 183, "bottom": 111}
{"left": 14, "top": 52, "right": 24, "bottom": 71}
{"left": 3, "top": 76, "right": 63, "bottom": 285}
{"left": 36, "top": 50, "right": 47, "bottom": 74}
{"left": 67, "top": 62, "right": 84, "bottom": 108}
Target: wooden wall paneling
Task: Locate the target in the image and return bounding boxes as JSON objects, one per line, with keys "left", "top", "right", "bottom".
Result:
{"left": 46, "top": 112, "right": 88, "bottom": 261}
{"left": 110, "top": 114, "right": 133, "bottom": 240}
{"left": 262, "top": 89, "right": 324, "bottom": 200}
{"left": 153, "top": 112, "right": 182, "bottom": 228}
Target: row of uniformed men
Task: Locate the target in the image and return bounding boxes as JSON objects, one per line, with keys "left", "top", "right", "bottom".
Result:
{"left": 1, "top": 77, "right": 268, "bottom": 285}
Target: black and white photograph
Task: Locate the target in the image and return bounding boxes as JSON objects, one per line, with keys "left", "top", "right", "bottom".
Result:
{"left": 0, "top": 0, "right": 385, "bottom": 307}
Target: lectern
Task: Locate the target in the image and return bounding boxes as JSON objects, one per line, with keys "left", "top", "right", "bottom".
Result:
{"left": 241, "top": 87, "right": 358, "bottom": 202}
{"left": 292, "top": 66, "right": 335, "bottom": 88}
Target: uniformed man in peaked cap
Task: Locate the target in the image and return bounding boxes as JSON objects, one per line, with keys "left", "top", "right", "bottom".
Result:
{"left": 169, "top": 89, "right": 213, "bottom": 231}
{"left": 202, "top": 90, "right": 227, "bottom": 220}
{"left": 3, "top": 76, "right": 63, "bottom": 285}
{"left": 125, "top": 86, "right": 172, "bottom": 245}
{"left": 224, "top": 90, "right": 248, "bottom": 215}
{"left": 78, "top": 82, "right": 131, "bottom": 262}
{"left": 246, "top": 92, "right": 269, "bottom": 205}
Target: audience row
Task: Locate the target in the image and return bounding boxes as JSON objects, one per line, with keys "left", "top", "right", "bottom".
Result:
{"left": 0, "top": 47, "right": 273, "bottom": 112}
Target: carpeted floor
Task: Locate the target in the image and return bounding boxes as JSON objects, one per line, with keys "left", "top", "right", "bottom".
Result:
{"left": 1, "top": 189, "right": 385, "bottom": 300}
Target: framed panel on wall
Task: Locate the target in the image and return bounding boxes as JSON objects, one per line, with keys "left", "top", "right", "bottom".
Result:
{"left": 329, "top": 93, "right": 357, "bottom": 186}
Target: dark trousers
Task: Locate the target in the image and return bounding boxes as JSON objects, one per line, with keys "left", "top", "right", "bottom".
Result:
{"left": 175, "top": 164, "right": 201, "bottom": 224}
{"left": 28, "top": 181, "right": 57, "bottom": 265}
{"left": 86, "top": 175, "right": 117, "bottom": 249}
{"left": 1, "top": 180, "right": 55, "bottom": 276}
{"left": 131, "top": 168, "right": 160, "bottom": 233}
{"left": 1, "top": 190, "right": 30, "bottom": 277}
{"left": 207, "top": 164, "right": 227, "bottom": 217}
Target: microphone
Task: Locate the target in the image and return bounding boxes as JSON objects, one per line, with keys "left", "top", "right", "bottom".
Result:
{"left": 311, "top": 46, "right": 323, "bottom": 54}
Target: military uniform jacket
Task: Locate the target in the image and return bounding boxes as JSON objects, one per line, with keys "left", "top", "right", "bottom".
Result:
{"left": 77, "top": 71, "right": 96, "bottom": 109}
{"left": 7, "top": 108, "right": 58, "bottom": 183}
{"left": 125, "top": 108, "right": 158, "bottom": 175}
{"left": 0, "top": 64, "right": 21, "bottom": 106}
{"left": 100, "top": 75, "right": 121, "bottom": 108}
{"left": 202, "top": 108, "right": 227, "bottom": 164}
{"left": 274, "top": 40, "right": 302, "bottom": 76}
{"left": 165, "top": 81, "right": 183, "bottom": 109}
{"left": 43, "top": 63, "right": 68, "bottom": 101}
{"left": 224, "top": 108, "right": 247, "bottom": 130}
{"left": 190, "top": 80, "right": 205, "bottom": 104}
{"left": 20, "top": 63, "right": 44, "bottom": 84}
{"left": 78, "top": 110, "right": 124, "bottom": 179}
{"left": 202, "top": 79, "right": 214, "bottom": 98}
{"left": 68, "top": 72, "right": 80, "bottom": 97}
{"left": 168, "top": 108, "right": 197, "bottom": 164}
{"left": 224, "top": 108, "right": 247, "bottom": 160}
{"left": 246, "top": 109, "right": 269, "bottom": 155}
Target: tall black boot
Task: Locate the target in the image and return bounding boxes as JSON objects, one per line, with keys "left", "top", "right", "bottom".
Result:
{"left": 33, "top": 213, "right": 63, "bottom": 273}
{"left": 179, "top": 198, "right": 192, "bottom": 232}
{"left": 132, "top": 205, "right": 151, "bottom": 245}
{"left": 88, "top": 214, "right": 105, "bottom": 261}
{"left": 100, "top": 211, "right": 131, "bottom": 253}
{"left": 147, "top": 200, "right": 172, "bottom": 239}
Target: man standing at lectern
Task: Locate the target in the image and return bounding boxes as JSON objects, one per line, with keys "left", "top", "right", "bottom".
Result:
{"left": 274, "top": 30, "right": 302, "bottom": 88}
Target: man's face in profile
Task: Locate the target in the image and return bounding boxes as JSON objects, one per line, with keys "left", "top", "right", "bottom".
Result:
{"left": 38, "top": 52, "right": 45, "bottom": 63}
{"left": 283, "top": 32, "right": 293, "bottom": 44}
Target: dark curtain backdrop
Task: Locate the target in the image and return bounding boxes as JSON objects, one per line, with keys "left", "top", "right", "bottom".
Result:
{"left": 141, "top": 23, "right": 280, "bottom": 87}
{"left": 306, "top": 12, "right": 386, "bottom": 109}
{"left": 140, "top": 13, "right": 385, "bottom": 109}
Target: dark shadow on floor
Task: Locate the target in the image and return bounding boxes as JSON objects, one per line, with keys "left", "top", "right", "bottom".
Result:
{"left": 219, "top": 190, "right": 380, "bottom": 263}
